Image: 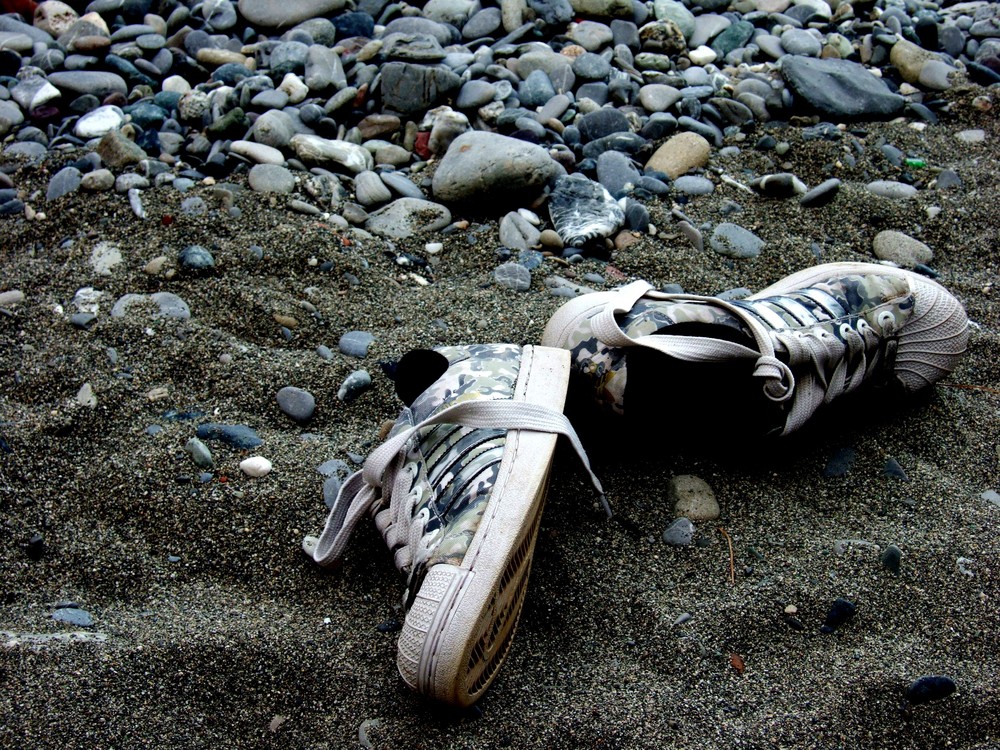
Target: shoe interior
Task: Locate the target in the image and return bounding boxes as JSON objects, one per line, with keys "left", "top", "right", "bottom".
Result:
{"left": 393, "top": 349, "right": 450, "bottom": 406}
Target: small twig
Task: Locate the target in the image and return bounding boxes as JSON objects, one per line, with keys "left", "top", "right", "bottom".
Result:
{"left": 718, "top": 527, "right": 735, "bottom": 585}
{"left": 939, "top": 382, "right": 1000, "bottom": 395}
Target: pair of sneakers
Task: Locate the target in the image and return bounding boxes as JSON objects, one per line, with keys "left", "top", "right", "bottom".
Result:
{"left": 302, "top": 262, "right": 969, "bottom": 707}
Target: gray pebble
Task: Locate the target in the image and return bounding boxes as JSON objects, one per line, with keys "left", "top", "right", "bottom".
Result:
{"left": 823, "top": 446, "right": 856, "bottom": 477}
{"left": 873, "top": 230, "right": 932, "bottom": 267}
{"left": 339, "top": 330, "right": 375, "bottom": 357}
{"left": 52, "top": 607, "right": 94, "bottom": 627}
{"left": 663, "top": 517, "right": 696, "bottom": 547}
{"left": 494, "top": 262, "right": 532, "bottom": 292}
{"left": 881, "top": 544, "right": 902, "bottom": 575}
{"left": 179, "top": 245, "right": 215, "bottom": 270}
{"left": 866, "top": 180, "right": 918, "bottom": 199}
{"left": 185, "top": 437, "right": 214, "bottom": 468}
{"left": 276, "top": 386, "right": 316, "bottom": 423}
{"left": 674, "top": 175, "right": 715, "bottom": 195}
{"left": 46, "top": 167, "right": 82, "bottom": 202}
{"left": 195, "top": 423, "right": 263, "bottom": 449}
{"left": 709, "top": 222, "right": 764, "bottom": 258}
{"left": 799, "top": 178, "right": 841, "bottom": 207}
{"left": 338, "top": 370, "right": 372, "bottom": 402}
{"left": 248, "top": 164, "right": 295, "bottom": 193}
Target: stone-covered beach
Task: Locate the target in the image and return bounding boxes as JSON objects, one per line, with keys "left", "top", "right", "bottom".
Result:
{"left": 1, "top": 0, "right": 999, "bottom": 746}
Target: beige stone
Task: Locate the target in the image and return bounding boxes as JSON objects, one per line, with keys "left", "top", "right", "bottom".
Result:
{"left": 670, "top": 474, "right": 720, "bottom": 522}
{"left": 645, "top": 131, "right": 711, "bottom": 179}
{"left": 34, "top": 1, "right": 79, "bottom": 37}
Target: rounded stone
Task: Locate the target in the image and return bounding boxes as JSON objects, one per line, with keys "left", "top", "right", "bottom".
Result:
{"left": 239, "top": 456, "right": 273, "bottom": 477}
{"left": 645, "top": 131, "right": 710, "bottom": 179}
{"left": 276, "top": 386, "right": 316, "bottom": 423}
{"left": 872, "top": 230, "right": 933, "bottom": 267}
{"left": 494, "top": 262, "right": 532, "bottom": 291}
{"left": 669, "top": 474, "right": 720, "bottom": 521}
{"left": 710, "top": 223, "right": 764, "bottom": 258}
{"left": 248, "top": 164, "right": 295, "bottom": 193}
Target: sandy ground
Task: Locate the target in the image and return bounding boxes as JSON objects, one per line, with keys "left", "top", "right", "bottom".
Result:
{"left": 1, "top": 88, "right": 998, "bottom": 749}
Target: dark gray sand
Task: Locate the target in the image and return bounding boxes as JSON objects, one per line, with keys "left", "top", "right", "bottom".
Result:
{"left": 2, "top": 91, "right": 998, "bottom": 749}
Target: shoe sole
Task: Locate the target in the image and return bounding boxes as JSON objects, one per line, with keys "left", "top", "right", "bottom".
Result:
{"left": 396, "top": 345, "right": 569, "bottom": 707}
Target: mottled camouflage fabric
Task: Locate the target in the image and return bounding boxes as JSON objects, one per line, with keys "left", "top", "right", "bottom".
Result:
{"left": 383, "top": 344, "right": 522, "bottom": 600}
{"left": 566, "top": 274, "right": 914, "bottom": 415}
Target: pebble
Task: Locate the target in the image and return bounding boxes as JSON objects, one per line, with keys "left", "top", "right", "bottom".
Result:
{"left": 752, "top": 173, "right": 807, "bottom": 198}
{"left": 248, "top": 164, "right": 295, "bottom": 194}
{"left": 645, "top": 131, "right": 710, "bottom": 179}
{"left": 432, "top": 131, "right": 563, "bottom": 204}
{"left": 338, "top": 370, "right": 372, "bottom": 402}
{"left": 668, "top": 475, "right": 719, "bottom": 521}
{"left": 52, "top": 607, "right": 95, "bottom": 628}
{"left": 195, "top": 423, "right": 263, "bottom": 449}
{"left": 185, "top": 437, "right": 214, "bottom": 468}
{"left": 46, "top": 167, "right": 83, "bottom": 202}
{"left": 866, "top": 181, "right": 918, "bottom": 200}
{"left": 881, "top": 544, "right": 902, "bottom": 575}
{"left": 494, "top": 262, "right": 532, "bottom": 292}
{"left": 365, "top": 198, "right": 452, "bottom": 239}
{"left": 872, "top": 230, "right": 933, "bottom": 267}
{"left": 709, "top": 223, "right": 764, "bottom": 259}
{"left": 337, "top": 330, "right": 374, "bottom": 358}
{"left": 823, "top": 447, "right": 856, "bottom": 477}
{"left": 276, "top": 386, "right": 316, "bottom": 423}
{"left": 239, "top": 456, "right": 273, "bottom": 477}
{"left": 982, "top": 490, "right": 1000, "bottom": 508}
{"left": 955, "top": 129, "right": 986, "bottom": 144}
{"left": 663, "top": 517, "right": 696, "bottom": 547}
{"left": 820, "top": 597, "right": 856, "bottom": 633}
{"left": 799, "top": 178, "right": 841, "bottom": 208}
{"left": 179, "top": 245, "right": 216, "bottom": 270}
{"left": 905, "top": 676, "right": 957, "bottom": 705}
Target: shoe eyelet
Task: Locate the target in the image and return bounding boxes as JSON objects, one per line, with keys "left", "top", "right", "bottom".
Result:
{"left": 839, "top": 322, "right": 853, "bottom": 338}
{"left": 877, "top": 310, "right": 895, "bottom": 330}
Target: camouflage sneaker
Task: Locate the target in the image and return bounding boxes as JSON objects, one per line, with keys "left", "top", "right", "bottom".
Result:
{"left": 541, "top": 262, "right": 968, "bottom": 435}
{"left": 303, "top": 344, "right": 606, "bottom": 707}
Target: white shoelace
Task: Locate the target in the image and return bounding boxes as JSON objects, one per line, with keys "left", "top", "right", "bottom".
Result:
{"left": 304, "top": 399, "right": 609, "bottom": 570}
{"left": 592, "top": 280, "right": 897, "bottom": 435}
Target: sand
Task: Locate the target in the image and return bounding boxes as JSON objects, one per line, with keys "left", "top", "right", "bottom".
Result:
{"left": 1, "top": 87, "right": 998, "bottom": 749}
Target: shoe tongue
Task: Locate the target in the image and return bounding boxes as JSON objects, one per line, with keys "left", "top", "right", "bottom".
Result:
{"left": 393, "top": 349, "right": 449, "bottom": 406}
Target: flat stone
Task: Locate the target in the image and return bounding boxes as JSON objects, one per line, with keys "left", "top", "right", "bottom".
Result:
{"left": 237, "top": 0, "right": 346, "bottom": 27}
{"left": 872, "top": 230, "right": 933, "bottom": 267}
{"left": 494, "top": 262, "right": 532, "bottom": 291}
{"left": 669, "top": 474, "right": 719, "bottom": 521}
{"left": 663, "top": 517, "right": 695, "bottom": 546}
{"left": 709, "top": 222, "right": 764, "bottom": 258}
{"left": 365, "top": 198, "right": 452, "bottom": 238}
{"left": 780, "top": 56, "right": 904, "bottom": 119}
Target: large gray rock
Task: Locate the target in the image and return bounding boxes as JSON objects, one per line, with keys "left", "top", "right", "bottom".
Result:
{"left": 432, "top": 131, "right": 564, "bottom": 204}
{"left": 780, "top": 56, "right": 905, "bottom": 119}
{"left": 237, "top": 0, "right": 346, "bottom": 27}
{"left": 47, "top": 71, "right": 128, "bottom": 99}
{"left": 380, "top": 62, "right": 461, "bottom": 114}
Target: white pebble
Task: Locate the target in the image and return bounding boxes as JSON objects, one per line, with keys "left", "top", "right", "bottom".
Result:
{"left": 424, "top": 242, "right": 443, "bottom": 254}
{"left": 240, "top": 456, "right": 273, "bottom": 477}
